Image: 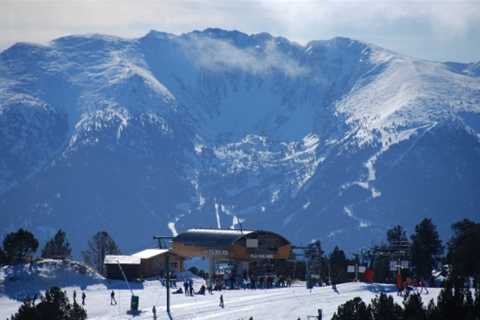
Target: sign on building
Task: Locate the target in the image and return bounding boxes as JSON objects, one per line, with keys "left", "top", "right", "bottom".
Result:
{"left": 246, "top": 238, "right": 259, "bottom": 248}
{"left": 206, "top": 249, "right": 229, "bottom": 257}
{"left": 250, "top": 253, "right": 274, "bottom": 259}
{"left": 389, "top": 261, "right": 398, "bottom": 271}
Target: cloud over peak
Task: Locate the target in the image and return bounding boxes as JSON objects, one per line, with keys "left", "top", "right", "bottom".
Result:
{"left": 181, "top": 34, "right": 308, "bottom": 77}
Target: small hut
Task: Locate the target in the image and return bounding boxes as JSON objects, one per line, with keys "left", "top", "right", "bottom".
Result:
{"left": 132, "top": 249, "right": 184, "bottom": 278}
{"left": 104, "top": 255, "right": 141, "bottom": 280}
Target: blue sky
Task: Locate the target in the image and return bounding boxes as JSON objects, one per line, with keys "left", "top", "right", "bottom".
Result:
{"left": 2, "top": 0, "right": 479, "bottom": 62}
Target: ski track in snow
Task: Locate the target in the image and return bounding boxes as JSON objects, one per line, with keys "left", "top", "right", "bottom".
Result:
{"left": 0, "top": 280, "right": 442, "bottom": 320}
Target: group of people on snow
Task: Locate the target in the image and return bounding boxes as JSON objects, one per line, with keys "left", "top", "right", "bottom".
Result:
{"left": 396, "top": 273, "right": 429, "bottom": 297}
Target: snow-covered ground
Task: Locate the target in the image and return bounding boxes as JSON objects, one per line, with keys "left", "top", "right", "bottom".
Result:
{"left": 0, "top": 260, "right": 441, "bottom": 320}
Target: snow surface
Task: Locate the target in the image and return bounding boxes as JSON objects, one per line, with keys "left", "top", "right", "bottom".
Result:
{"left": 132, "top": 249, "right": 169, "bottom": 259}
{"left": 104, "top": 255, "right": 141, "bottom": 265}
{"left": 0, "top": 260, "right": 442, "bottom": 320}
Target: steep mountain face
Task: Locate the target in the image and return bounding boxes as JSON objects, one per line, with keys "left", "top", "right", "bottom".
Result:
{"left": 0, "top": 28, "right": 479, "bottom": 254}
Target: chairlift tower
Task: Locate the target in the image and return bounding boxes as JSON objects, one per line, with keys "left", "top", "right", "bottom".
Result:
{"left": 153, "top": 235, "right": 174, "bottom": 316}
{"left": 292, "top": 245, "right": 323, "bottom": 288}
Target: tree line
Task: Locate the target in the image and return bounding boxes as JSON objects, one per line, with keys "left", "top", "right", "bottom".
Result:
{"left": 2, "top": 218, "right": 479, "bottom": 286}
{"left": 303, "top": 218, "right": 480, "bottom": 287}
{"left": 9, "top": 287, "right": 87, "bottom": 320}
{"left": 0, "top": 228, "right": 120, "bottom": 276}
{"left": 332, "top": 280, "right": 480, "bottom": 320}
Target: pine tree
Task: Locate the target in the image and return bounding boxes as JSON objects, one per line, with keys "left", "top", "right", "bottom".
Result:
{"left": 0, "top": 247, "right": 7, "bottom": 266}
{"left": 464, "top": 289, "right": 477, "bottom": 320}
{"left": 41, "top": 229, "right": 72, "bottom": 259}
{"left": 447, "top": 219, "right": 480, "bottom": 281}
{"left": 331, "top": 297, "right": 373, "bottom": 320}
{"left": 81, "top": 231, "right": 120, "bottom": 274}
{"left": 435, "top": 280, "right": 468, "bottom": 320}
{"left": 410, "top": 218, "right": 443, "bottom": 281}
{"left": 3, "top": 228, "right": 39, "bottom": 264}
{"left": 370, "top": 293, "right": 403, "bottom": 320}
{"left": 10, "top": 301, "right": 37, "bottom": 320}
{"left": 474, "top": 285, "right": 480, "bottom": 320}
{"left": 403, "top": 293, "right": 427, "bottom": 320}
{"left": 387, "top": 225, "right": 408, "bottom": 246}
{"left": 426, "top": 299, "right": 444, "bottom": 320}
{"left": 330, "top": 246, "right": 348, "bottom": 284}
{"left": 11, "top": 287, "right": 87, "bottom": 320}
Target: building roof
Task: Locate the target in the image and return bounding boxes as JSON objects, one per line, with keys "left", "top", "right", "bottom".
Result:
{"left": 174, "top": 228, "right": 254, "bottom": 248}
{"left": 104, "top": 255, "right": 141, "bottom": 265}
{"left": 132, "top": 248, "right": 169, "bottom": 259}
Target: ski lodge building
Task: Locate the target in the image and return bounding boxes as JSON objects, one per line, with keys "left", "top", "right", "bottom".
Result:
{"left": 104, "top": 228, "right": 292, "bottom": 283}
{"left": 171, "top": 228, "right": 292, "bottom": 283}
{"left": 172, "top": 228, "right": 291, "bottom": 261}
{"left": 104, "top": 249, "right": 184, "bottom": 280}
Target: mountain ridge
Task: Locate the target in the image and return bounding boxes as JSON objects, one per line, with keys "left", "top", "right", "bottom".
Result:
{"left": 0, "top": 29, "right": 479, "bottom": 254}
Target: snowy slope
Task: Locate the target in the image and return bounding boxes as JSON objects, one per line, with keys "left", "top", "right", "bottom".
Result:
{"left": 0, "top": 262, "right": 442, "bottom": 320}
{"left": 0, "top": 29, "right": 479, "bottom": 253}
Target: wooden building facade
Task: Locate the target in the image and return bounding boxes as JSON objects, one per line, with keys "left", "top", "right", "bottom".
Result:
{"left": 104, "top": 249, "right": 184, "bottom": 281}
{"left": 172, "top": 228, "right": 292, "bottom": 284}
{"left": 132, "top": 249, "right": 184, "bottom": 278}
{"left": 104, "top": 255, "right": 141, "bottom": 281}
{"left": 172, "top": 229, "right": 292, "bottom": 261}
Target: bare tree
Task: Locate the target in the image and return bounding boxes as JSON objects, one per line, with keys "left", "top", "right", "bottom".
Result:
{"left": 82, "top": 231, "right": 120, "bottom": 274}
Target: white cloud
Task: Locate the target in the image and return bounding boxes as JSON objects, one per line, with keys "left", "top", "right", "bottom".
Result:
{"left": 180, "top": 35, "right": 308, "bottom": 77}
{"left": 1, "top": 0, "right": 479, "bottom": 62}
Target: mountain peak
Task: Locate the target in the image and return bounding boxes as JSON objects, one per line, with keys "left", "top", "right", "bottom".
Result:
{"left": 306, "top": 36, "right": 374, "bottom": 52}
{"left": 143, "top": 30, "right": 177, "bottom": 41}
{"left": 1, "top": 28, "right": 479, "bottom": 255}
{"left": 51, "top": 33, "right": 130, "bottom": 50}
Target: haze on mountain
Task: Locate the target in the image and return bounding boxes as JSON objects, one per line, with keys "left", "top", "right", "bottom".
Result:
{"left": 0, "top": 28, "right": 479, "bottom": 254}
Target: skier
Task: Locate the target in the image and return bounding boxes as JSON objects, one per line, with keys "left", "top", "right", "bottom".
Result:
{"left": 172, "top": 287, "right": 184, "bottom": 294}
{"left": 196, "top": 284, "right": 206, "bottom": 295}
{"left": 81, "top": 292, "right": 86, "bottom": 305}
{"left": 418, "top": 279, "right": 429, "bottom": 294}
{"left": 403, "top": 280, "right": 412, "bottom": 297}
{"left": 207, "top": 283, "right": 213, "bottom": 294}
{"left": 73, "top": 290, "right": 77, "bottom": 304}
{"left": 183, "top": 280, "right": 188, "bottom": 296}
{"left": 332, "top": 282, "right": 338, "bottom": 293}
{"left": 110, "top": 290, "right": 117, "bottom": 305}
{"left": 152, "top": 305, "right": 157, "bottom": 319}
{"left": 396, "top": 271, "right": 403, "bottom": 296}
{"left": 189, "top": 282, "right": 194, "bottom": 296}
{"left": 219, "top": 294, "right": 224, "bottom": 308}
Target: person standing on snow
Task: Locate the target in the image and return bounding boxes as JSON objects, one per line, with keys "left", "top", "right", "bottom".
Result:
{"left": 189, "top": 282, "right": 194, "bottom": 296}
{"left": 219, "top": 294, "right": 224, "bottom": 308}
{"left": 81, "top": 292, "right": 86, "bottom": 305}
{"left": 152, "top": 305, "right": 157, "bottom": 319}
{"left": 110, "top": 290, "right": 117, "bottom": 305}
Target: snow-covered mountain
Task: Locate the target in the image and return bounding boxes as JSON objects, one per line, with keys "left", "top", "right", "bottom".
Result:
{"left": 1, "top": 28, "right": 479, "bottom": 253}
